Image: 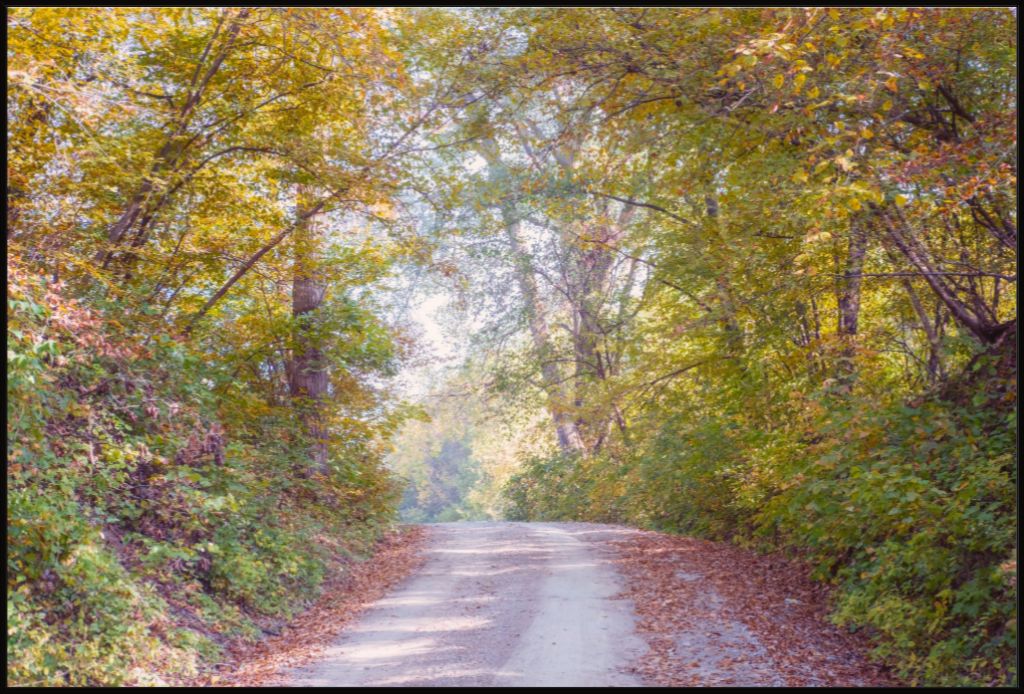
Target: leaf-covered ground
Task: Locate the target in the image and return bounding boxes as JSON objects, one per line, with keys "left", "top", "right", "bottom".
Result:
{"left": 611, "top": 530, "right": 898, "bottom": 687}
{"left": 193, "top": 525, "right": 427, "bottom": 687}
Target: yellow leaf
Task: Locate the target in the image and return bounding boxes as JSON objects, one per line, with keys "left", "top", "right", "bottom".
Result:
{"left": 885, "top": 76, "right": 899, "bottom": 93}
{"left": 792, "top": 169, "right": 808, "bottom": 183}
{"left": 773, "top": 73, "right": 785, "bottom": 89}
{"left": 882, "top": 99, "right": 893, "bottom": 111}
{"left": 861, "top": 128, "right": 874, "bottom": 139}
{"left": 895, "top": 194, "right": 909, "bottom": 207}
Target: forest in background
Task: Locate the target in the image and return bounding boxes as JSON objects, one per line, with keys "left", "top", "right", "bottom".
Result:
{"left": 6, "top": 7, "right": 1016, "bottom": 686}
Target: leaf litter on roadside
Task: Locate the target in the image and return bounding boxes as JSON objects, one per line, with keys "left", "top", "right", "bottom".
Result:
{"left": 610, "top": 530, "right": 898, "bottom": 687}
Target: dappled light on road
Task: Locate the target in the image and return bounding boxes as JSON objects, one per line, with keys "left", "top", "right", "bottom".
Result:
{"left": 286, "top": 522, "right": 647, "bottom": 687}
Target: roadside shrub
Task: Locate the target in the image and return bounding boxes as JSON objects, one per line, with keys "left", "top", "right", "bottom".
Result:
{"left": 7, "top": 488, "right": 169, "bottom": 686}
{"left": 7, "top": 260, "right": 402, "bottom": 685}
{"left": 759, "top": 392, "right": 1016, "bottom": 685}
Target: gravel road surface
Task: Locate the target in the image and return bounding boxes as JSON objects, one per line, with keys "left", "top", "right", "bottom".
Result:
{"left": 286, "top": 521, "right": 648, "bottom": 687}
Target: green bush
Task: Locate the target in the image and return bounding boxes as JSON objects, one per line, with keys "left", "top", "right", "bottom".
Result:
{"left": 7, "top": 489, "right": 168, "bottom": 686}
{"left": 759, "top": 395, "right": 1016, "bottom": 685}
{"left": 504, "top": 453, "right": 589, "bottom": 521}
{"left": 7, "top": 261, "right": 402, "bottom": 685}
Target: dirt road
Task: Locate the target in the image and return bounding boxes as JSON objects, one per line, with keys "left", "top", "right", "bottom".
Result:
{"left": 286, "top": 522, "right": 648, "bottom": 687}
{"left": 266, "top": 521, "right": 887, "bottom": 687}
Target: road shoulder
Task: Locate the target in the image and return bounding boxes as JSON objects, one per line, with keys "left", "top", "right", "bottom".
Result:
{"left": 206, "top": 525, "right": 427, "bottom": 687}
{"left": 607, "top": 529, "right": 897, "bottom": 686}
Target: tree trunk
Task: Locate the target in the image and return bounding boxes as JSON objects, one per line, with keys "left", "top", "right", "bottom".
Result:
{"left": 479, "top": 139, "right": 585, "bottom": 454}
{"left": 567, "top": 202, "right": 635, "bottom": 451}
{"left": 837, "top": 218, "right": 868, "bottom": 338}
{"left": 507, "top": 212, "right": 585, "bottom": 454}
{"left": 290, "top": 184, "right": 330, "bottom": 475}
{"left": 878, "top": 206, "right": 1011, "bottom": 345}
{"left": 704, "top": 194, "right": 743, "bottom": 353}
{"left": 901, "top": 277, "right": 946, "bottom": 383}
{"left": 835, "top": 217, "right": 869, "bottom": 390}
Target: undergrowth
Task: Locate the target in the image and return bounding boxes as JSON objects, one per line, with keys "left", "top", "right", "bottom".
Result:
{"left": 7, "top": 261, "right": 402, "bottom": 686}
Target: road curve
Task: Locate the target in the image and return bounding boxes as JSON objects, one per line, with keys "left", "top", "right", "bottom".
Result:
{"left": 286, "top": 521, "right": 648, "bottom": 687}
